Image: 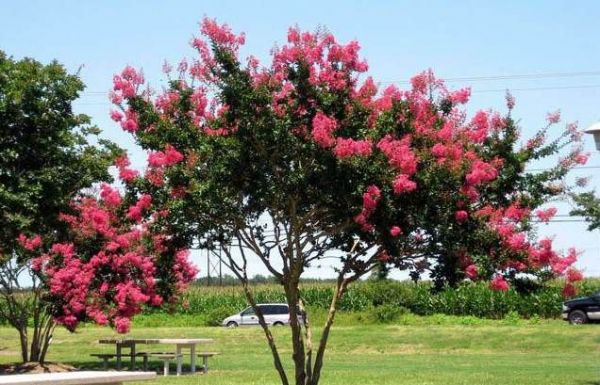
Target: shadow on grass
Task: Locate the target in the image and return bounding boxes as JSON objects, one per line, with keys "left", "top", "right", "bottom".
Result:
{"left": 65, "top": 359, "right": 194, "bottom": 374}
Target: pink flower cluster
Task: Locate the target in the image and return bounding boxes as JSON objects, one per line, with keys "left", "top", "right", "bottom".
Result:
{"left": 534, "top": 207, "right": 557, "bottom": 223}
{"left": 114, "top": 155, "right": 139, "bottom": 183}
{"left": 17, "top": 234, "right": 42, "bottom": 251}
{"left": 334, "top": 138, "right": 373, "bottom": 158}
{"left": 148, "top": 145, "right": 185, "bottom": 167}
{"left": 111, "top": 66, "right": 145, "bottom": 132}
{"left": 490, "top": 275, "right": 509, "bottom": 291}
{"left": 28, "top": 186, "right": 197, "bottom": 333}
{"left": 312, "top": 112, "right": 337, "bottom": 148}
{"left": 126, "top": 194, "right": 152, "bottom": 222}
{"left": 354, "top": 185, "right": 381, "bottom": 232}
{"left": 472, "top": 202, "right": 583, "bottom": 292}
{"left": 200, "top": 18, "right": 245, "bottom": 51}
{"left": 465, "top": 160, "right": 499, "bottom": 186}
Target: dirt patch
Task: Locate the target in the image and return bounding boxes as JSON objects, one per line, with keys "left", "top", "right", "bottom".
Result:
{"left": 0, "top": 362, "right": 77, "bottom": 375}
{"left": 350, "top": 343, "right": 424, "bottom": 355}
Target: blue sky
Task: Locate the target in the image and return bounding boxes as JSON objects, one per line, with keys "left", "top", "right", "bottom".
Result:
{"left": 2, "top": 1, "right": 600, "bottom": 278}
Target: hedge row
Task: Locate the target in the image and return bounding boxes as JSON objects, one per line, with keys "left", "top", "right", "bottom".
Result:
{"left": 172, "top": 278, "right": 600, "bottom": 319}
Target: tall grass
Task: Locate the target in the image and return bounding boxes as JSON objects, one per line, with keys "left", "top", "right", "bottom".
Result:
{"left": 170, "top": 278, "right": 600, "bottom": 320}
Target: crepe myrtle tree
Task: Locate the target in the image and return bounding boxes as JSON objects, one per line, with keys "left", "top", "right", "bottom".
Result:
{"left": 0, "top": 51, "right": 121, "bottom": 363}
{"left": 109, "top": 18, "right": 586, "bottom": 385}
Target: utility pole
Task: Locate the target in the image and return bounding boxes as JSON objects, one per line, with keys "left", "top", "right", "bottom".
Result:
{"left": 206, "top": 245, "right": 224, "bottom": 286}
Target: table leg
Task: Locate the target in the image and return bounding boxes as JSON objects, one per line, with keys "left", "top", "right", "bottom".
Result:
{"left": 190, "top": 345, "right": 196, "bottom": 373}
{"left": 130, "top": 343, "right": 136, "bottom": 371}
{"left": 116, "top": 343, "right": 122, "bottom": 371}
{"left": 176, "top": 345, "right": 182, "bottom": 376}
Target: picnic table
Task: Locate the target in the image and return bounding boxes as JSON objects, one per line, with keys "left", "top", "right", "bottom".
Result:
{"left": 0, "top": 371, "right": 156, "bottom": 385}
{"left": 97, "top": 338, "right": 213, "bottom": 375}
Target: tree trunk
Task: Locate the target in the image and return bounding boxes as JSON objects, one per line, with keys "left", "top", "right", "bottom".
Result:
{"left": 240, "top": 280, "right": 290, "bottom": 385}
{"left": 18, "top": 327, "right": 28, "bottom": 363}
{"left": 284, "top": 276, "right": 306, "bottom": 385}
{"left": 29, "top": 314, "right": 55, "bottom": 364}
{"left": 309, "top": 277, "right": 347, "bottom": 385}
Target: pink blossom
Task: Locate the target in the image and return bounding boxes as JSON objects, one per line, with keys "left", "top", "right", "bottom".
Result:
{"left": 126, "top": 194, "right": 152, "bottom": 222}
{"left": 121, "top": 118, "right": 138, "bottom": 133}
{"left": 534, "top": 207, "right": 557, "bottom": 223}
{"left": 455, "top": 210, "right": 468, "bottom": 222}
{"left": 574, "top": 153, "right": 589, "bottom": 165}
{"left": 392, "top": 174, "right": 417, "bottom": 195}
{"left": 431, "top": 143, "right": 447, "bottom": 158}
{"left": 148, "top": 145, "right": 184, "bottom": 168}
{"left": 362, "top": 185, "right": 381, "bottom": 211}
{"left": 334, "top": 138, "right": 372, "bottom": 158}
{"left": 145, "top": 168, "right": 165, "bottom": 187}
{"left": 504, "top": 203, "right": 530, "bottom": 222}
{"left": 114, "top": 153, "right": 139, "bottom": 183}
{"left": 114, "top": 317, "right": 131, "bottom": 334}
{"left": 490, "top": 275, "right": 509, "bottom": 291}
{"left": 377, "top": 135, "right": 418, "bottom": 175}
{"left": 200, "top": 17, "right": 245, "bottom": 49}
{"left": 546, "top": 110, "right": 561, "bottom": 124}
{"left": 312, "top": 112, "right": 337, "bottom": 148}
{"left": 449, "top": 88, "right": 471, "bottom": 104}
{"left": 50, "top": 243, "right": 75, "bottom": 257}
{"left": 110, "top": 110, "right": 123, "bottom": 122}
{"left": 390, "top": 226, "right": 402, "bottom": 237}
{"left": 17, "top": 234, "right": 42, "bottom": 251}
{"left": 465, "top": 264, "right": 478, "bottom": 279}
{"left": 465, "top": 160, "right": 498, "bottom": 186}
{"left": 164, "top": 145, "right": 184, "bottom": 164}
{"left": 506, "top": 232, "right": 528, "bottom": 251}
{"left": 410, "top": 69, "right": 439, "bottom": 94}
{"left": 100, "top": 183, "right": 122, "bottom": 208}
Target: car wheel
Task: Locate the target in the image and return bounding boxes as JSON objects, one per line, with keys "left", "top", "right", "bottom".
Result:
{"left": 568, "top": 310, "right": 588, "bottom": 325}
{"left": 227, "top": 321, "right": 239, "bottom": 328}
{"left": 273, "top": 321, "right": 284, "bottom": 326}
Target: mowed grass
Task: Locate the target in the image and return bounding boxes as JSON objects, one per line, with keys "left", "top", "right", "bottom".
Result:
{"left": 0, "top": 318, "right": 599, "bottom": 385}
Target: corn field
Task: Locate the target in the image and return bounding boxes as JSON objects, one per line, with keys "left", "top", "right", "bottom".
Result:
{"left": 172, "top": 278, "right": 600, "bottom": 320}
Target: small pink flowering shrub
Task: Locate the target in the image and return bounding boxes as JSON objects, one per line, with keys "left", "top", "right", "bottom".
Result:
{"left": 28, "top": 182, "right": 197, "bottom": 333}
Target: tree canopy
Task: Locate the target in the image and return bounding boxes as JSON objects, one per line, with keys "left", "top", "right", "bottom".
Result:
{"left": 94, "top": 18, "right": 587, "bottom": 385}
{"left": 0, "top": 51, "right": 120, "bottom": 362}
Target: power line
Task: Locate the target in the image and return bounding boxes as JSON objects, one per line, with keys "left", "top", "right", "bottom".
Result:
{"left": 73, "top": 83, "right": 600, "bottom": 105}
{"left": 381, "top": 70, "right": 600, "bottom": 85}
{"left": 526, "top": 165, "right": 600, "bottom": 172}
{"left": 77, "top": 70, "right": 600, "bottom": 98}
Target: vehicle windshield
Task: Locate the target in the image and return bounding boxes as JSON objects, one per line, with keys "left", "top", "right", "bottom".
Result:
{"left": 241, "top": 307, "right": 255, "bottom": 316}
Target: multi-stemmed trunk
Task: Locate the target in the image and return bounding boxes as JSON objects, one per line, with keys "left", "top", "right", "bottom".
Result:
{"left": 0, "top": 263, "right": 55, "bottom": 364}
{"left": 221, "top": 228, "right": 375, "bottom": 385}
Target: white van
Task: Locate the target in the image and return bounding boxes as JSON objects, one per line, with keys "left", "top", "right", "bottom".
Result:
{"left": 221, "top": 303, "right": 301, "bottom": 327}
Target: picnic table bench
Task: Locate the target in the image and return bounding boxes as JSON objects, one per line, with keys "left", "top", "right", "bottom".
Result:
{"left": 95, "top": 338, "right": 215, "bottom": 375}
{"left": 0, "top": 371, "right": 156, "bottom": 385}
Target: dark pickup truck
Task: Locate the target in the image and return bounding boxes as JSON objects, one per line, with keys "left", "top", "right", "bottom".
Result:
{"left": 562, "top": 291, "right": 600, "bottom": 324}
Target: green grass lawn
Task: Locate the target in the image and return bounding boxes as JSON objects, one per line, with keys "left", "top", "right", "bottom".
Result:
{"left": 0, "top": 317, "right": 598, "bottom": 384}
